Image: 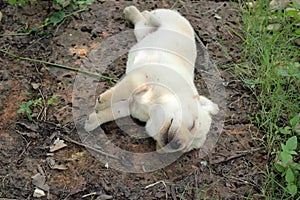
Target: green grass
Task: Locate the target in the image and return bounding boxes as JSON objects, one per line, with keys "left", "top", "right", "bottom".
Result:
{"left": 4, "top": 0, "right": 92, "bottom": 36}
{"left": 234, "top": 0, "right": 300, "bottom": 198}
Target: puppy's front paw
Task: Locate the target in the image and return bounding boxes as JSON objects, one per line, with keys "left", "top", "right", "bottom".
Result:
{"left": 84, "top": 112, "right": 101, "bottom": 131}
{"left": 95, "top": 90, "right": 112, "bottom": 111}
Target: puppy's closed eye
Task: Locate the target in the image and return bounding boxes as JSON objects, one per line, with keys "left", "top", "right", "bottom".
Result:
{"left": 97, "top": 96, "right": 102, "bottom": 103}
{"left": 189, "top": 120, "right": 196, "bottom": 131}
{"left": 161, "top": 118, "right": 173, "bottom": 145}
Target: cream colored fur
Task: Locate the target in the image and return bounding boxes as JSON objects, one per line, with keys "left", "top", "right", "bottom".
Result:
{"left": 84, "top": 6, "right": 219, "bottom": 153}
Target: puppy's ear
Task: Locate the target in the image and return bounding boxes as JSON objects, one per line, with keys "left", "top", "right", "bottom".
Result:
{"left": 84, "top": 112, "right": 101, "bottom": 131}
{"left": 145, "top": 104, "right": 169, "bottom": 137}
{"left": 198, "top": 95, "right": 219, "bottom": 115}
{"left": 132, "top": 85, "right": 152, "bottom": 104}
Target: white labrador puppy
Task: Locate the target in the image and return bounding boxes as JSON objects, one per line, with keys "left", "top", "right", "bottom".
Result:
{"left": 85, "top": 6, "right": 219, "bottom": 153}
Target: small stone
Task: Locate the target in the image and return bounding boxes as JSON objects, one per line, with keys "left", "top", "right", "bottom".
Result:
{"left": 200, "top": 160, "right": 208, "bottom": 166}
{"left": 295, "top": 122, "right": 300, "bottom": 134}
{"left": 33, "top": 188, "right": 46, "bottom": 198}
{"left": 31, "top": 83, "right": 40, "bottom": 90}
{"left": 294, "top": 38, "right": 300, "bottom": 46}
{"left": 246, "top": 2, "right": 257, "bottom": 8}
{"left": 0, "top": 11, "right": 3, "bottom": 22}
{"left": 105, "top": 162, "right": 109, "bottom": 169}
{"left": 214, "top": 14, "right": 222, "bottom": 20}
{"left": 267, "top": 16, "right": 279, "bottom": 24}
{"left": 96, "top": 194, "right": 113, "bottom": 200}
{"left": 53, "top": 0, "right": 71, "bottom": 10}
{"left": 266, "top": 23, "right": 281, "bottom": 31}
{"left": 270, "top": 0, "right": 293, "bottom": 10}
{"left": 0, "top": 70, "right": 9, "bottom": 81}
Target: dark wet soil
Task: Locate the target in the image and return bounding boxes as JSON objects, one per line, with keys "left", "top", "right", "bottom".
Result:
{"left": 0, "top": 0, "right": 267, "bottom": 199}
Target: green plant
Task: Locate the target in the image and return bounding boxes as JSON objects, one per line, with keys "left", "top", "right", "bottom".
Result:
{"left": 275, "top": 114, "right": 300, "bottom": 197}
{"left": 8, "top": 0, "right": 93, "bottom": 8}
{"left": 8, "top": 0, "right": 27, "bottom": 7}
{"left": 54, "top": 0, "right": 93, "bottom": 9}
{"left": 5, "top": 0, "right": 93, "bottom": 36}
{"left": 17, "top": 98, "right": 42, "bottom": 121}
{"left": 277, "top": 62, "right": 300, "bottom": 80}
{"left": 233, "top": 0, "right": 300, "bottom": 198}
{"left": 17, "top": 94, "right": 59, "bottom": 121}
{"left": 47, "top": 94, "right": 58, "bottom": 106}
{"left": 274, "top": 135, "right": 300, "bottom": 196}
{"left": 237, "top": 1, "right": 300, "bottom": 127}
{"left": 47, "top": 7, "right": 87, "bottom": 26}
{"left": 277, "top": 114, "right": 300, "bottom": 136}
{"left": 26, "top": 7, "right": 88, "bottom": 35}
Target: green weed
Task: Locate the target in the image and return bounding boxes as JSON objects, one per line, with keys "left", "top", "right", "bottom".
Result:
{"left": 8, "top": 0, "right": 27, "bottom": 7}
{"left": 47, "top": 94, "right": 58, "bottom": 106}
{"left": 275, "top": 135, "right": 300, "bottom": 196}
{"left": 235, "top": 0, "right": 300, "bottom": 198}
{"left": 274, "top": 114, "right": 300, "bottom": 196}
{"left": 17, "top": 98, "right": 42, "bottom": 121}
{"left": 6, "top": 0, "right": 93, "bottom": 35}
{"left": 17, "top": 94, "right": 58, "bottom": 121}
{"left": 54, "top": 0, "right": 93, "bottom": 9}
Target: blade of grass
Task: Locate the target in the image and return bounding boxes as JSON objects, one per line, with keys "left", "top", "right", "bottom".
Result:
{"left": 0, "top": 49, "right": 117, "bottom": 83}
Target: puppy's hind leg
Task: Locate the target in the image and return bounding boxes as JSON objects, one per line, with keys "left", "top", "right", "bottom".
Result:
{"left": 124, "top": 6, "right": 159, "bottom": 41}
{"left": 124, "top": 6, "right": 145, "bottom": 25}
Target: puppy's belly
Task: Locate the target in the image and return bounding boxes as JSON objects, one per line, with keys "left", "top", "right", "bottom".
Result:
{"left": 126, "top": 50, "right": 194, "bottom": 81}
{"left": 126, "top": 29, "right": 196, "bottom": 80}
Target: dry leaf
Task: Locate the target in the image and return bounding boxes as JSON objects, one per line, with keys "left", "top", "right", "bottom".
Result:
{"left": 31, "top": 83, "right": 40, "bottom": 90}
{"left": 32, "top": 173, "right": 50, "bottom": 191}
{"left": 49, "top": 138, "right": 67, "bottom": 152}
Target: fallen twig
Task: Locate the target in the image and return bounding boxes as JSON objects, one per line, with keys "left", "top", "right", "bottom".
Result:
{"left": 61, "top": 135, "right": 120, "bottom": 160}
{"left": 210, "top": 147, "right": 264, "bottom": 165}
{"left": 145, "top": 180, "right": 167, "bottom": 189}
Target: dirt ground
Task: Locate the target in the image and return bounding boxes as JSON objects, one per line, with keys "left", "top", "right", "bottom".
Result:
{"left": 0, "top": 0, "right": 268, "bottom": 199}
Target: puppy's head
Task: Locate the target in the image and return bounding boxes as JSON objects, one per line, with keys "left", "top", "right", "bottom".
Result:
{"left": 156, "top": 117, "right": 196, "bottom": 152}
{"left": 156, "top": 95, "right": 218, "bottom": 153}
{"left": 167, "top": 97, "right": 218, "bottom": 153}
{"left": 130, "top": 85, "right": 218, "bottom": 153}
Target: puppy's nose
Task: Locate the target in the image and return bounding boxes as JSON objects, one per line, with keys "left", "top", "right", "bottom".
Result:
{"left": 169, "top": 140, "right": 181, "bottom": 149}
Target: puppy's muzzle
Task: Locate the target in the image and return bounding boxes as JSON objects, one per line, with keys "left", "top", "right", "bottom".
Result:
{"left": 169, "top": 139, "right": 182, "bottom": 150}
{"left": 160, "top": 119, "right": 185, "bottom": 151}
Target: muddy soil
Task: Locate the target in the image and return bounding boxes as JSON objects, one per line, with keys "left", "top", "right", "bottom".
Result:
{"left": 0, "top": 0, "right": 267, "bottom": 199}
